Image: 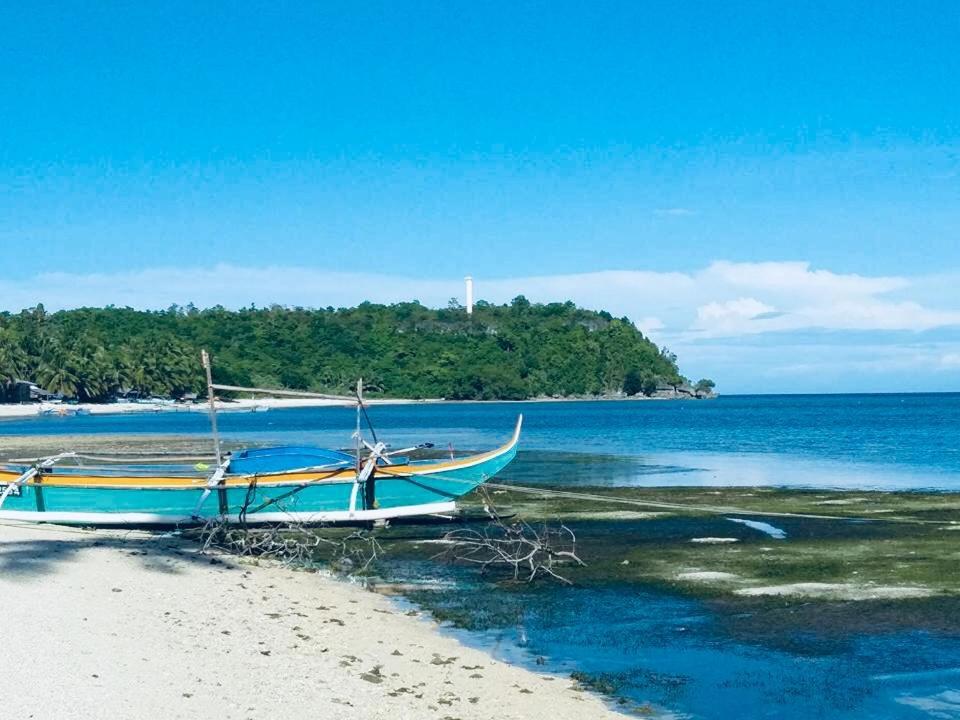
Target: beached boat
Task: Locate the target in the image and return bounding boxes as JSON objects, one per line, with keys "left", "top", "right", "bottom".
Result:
{"left": 0, "top": 419, "right": 521, "bottom": 527}
{"left": 0, "top": 352, "right": 522, "bottom": 527}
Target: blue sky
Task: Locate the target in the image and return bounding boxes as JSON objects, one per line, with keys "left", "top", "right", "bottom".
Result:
{"left": 1, "top": 2, "right": 959, "bottom": 392}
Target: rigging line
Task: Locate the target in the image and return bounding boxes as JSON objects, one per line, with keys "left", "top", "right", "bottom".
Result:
{"left": 482, "top": 483, "right": 952, "bottom": 525}
{"left": 0, "top": 519, "right": 174, "bottom": 539}
{"left": 239, "top": 475, "right": 259, "bottom": 527}
{"left": 243, "top": 468, "right": 346, "bottom": 516}
{"left": 356, "top": 390, "right": 378, "bottom": 445}
{"left": 6, "top": 452, "right": 218, "bottom": 463}
{"left": 484, "top": 483, "right": 840, "bottom": 519}
{"left": 70, "top": 454, "right": 217, "bottom": 463}
{"left": 209, "top": 383, "right": 356, "bottom": 402}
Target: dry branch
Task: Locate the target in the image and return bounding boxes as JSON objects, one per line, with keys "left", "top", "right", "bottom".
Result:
{"left": 198, "top": 519, "right": 383, "bottom": 574}
{"left": 435, "top": 488, "right": 585, "bottom": 584}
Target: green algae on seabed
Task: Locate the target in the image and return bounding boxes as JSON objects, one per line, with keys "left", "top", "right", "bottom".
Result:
{"left": 352, "top": 484, "right": 960, "bottom": 719}
{"left": 370, "top": 485, "right": 960, "bottom": 605}
{"left": 176, "top": 482, "right": 960, "bottom": 718}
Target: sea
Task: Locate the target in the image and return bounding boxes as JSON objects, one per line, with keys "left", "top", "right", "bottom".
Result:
{"left": 5, "top": 392, "right": 960, "bottom": 719}
{"left": 6, "top": 392, "right": 960, "bottom": 489}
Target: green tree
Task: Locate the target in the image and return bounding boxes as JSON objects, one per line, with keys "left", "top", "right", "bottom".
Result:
{"left": 0, "top": 330, "right": 27, "bottom": 382}
{"left": 37, "top": 347, "right": 81, "bottom": 398}
{"left": 694, "top": 378, "right": 716, "bottom": 395}
{"left": 623, "top": 368, "right": 644, "bottom": 396}
{"left": 0, "top": 300, "right": 696, "bottom": 403}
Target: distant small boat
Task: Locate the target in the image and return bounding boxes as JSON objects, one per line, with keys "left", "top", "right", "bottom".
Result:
{"left": 37, "top": 406, "right": 90, "bottom": 418}
{"left": 215, "top": 404, "right": 268, "bottom": 414}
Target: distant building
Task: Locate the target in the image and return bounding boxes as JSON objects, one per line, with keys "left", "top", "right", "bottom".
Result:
{"left": 112, "top": 388, "right": 143, "bottom": 402}
{"left": 465, "top": 276, "right": 474, "bottom": 315}
{"left": 5, "top": 380, "right": 58, "bottom": 403}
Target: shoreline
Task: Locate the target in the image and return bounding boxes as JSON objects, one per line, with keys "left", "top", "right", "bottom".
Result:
{"left": 1, "top": 520, "right": 626, "bottom": 720}
{"left": 0, "top": 393, "right": 714, "bottom": 420}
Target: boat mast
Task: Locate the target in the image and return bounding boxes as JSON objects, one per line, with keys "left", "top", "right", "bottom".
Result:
{"left": 201, "top": 349, "right": 223, "bottom": 465}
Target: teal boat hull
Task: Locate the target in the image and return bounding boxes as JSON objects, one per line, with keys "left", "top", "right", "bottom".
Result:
{"left": 0, "top": 417, "right": 522, "bottom": 527}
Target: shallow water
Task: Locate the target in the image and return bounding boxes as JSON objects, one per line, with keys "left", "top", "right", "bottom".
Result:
{"left": 375, "top": 503, "right": 960, "bottom": 719}
{"left": 389, "top": 556, "right": 960, "bottom": 720}
{"left": 7, "top": 393, "right": 960, "bottom": 718}
{"left": 725, "top": 518, "right": 787, "bottom": 539}
{"left": 3, "top": 393, "right": 959, "bottom": 489}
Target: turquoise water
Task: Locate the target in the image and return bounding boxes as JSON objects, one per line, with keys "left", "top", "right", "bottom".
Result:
{"left": 5, "top": 393, "right": 960, "bottom": 489}
{"left": 404, "top": 575, "right": 960, "bottom": 720}
{"left": 6, "top": 393, "right": 960, "bottom": 718}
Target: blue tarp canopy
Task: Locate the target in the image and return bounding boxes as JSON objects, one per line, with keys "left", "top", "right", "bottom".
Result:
{"left": 228, "top": 446, "right": 355, "bottom": 474}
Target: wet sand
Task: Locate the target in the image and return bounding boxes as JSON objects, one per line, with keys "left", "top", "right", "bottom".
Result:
{"left": 0, "top": 520, "right": 624, "bottom": 720}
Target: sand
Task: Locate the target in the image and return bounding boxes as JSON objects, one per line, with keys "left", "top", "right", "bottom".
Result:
{"left": 0, "top": 396, "right": 434, "bottom": 419}
{"left": 0, "top": 520, "right": 625, "bottom": 720}
{"left": 0, "top": 391, "right": 706, "bottom": 419}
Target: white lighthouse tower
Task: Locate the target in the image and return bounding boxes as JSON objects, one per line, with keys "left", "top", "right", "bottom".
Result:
{"left": 464, "top": 276, "right": 474, "bottom": 315}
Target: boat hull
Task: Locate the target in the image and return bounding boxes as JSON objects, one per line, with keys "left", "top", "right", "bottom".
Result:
{"left": 0, "top": 418, "right": 521, "bottom": 527}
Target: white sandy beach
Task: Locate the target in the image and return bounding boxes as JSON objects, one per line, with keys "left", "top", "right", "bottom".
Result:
{"left": 0, "top": 520, "right": 625, "bottom": 720}
{"left": 0, "top": 392, "right": 706, "bottom": 420}
{"left": 0, "top": 396, "right": 441, "bottom": 419}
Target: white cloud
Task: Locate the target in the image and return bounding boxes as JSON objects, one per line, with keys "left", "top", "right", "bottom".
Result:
{"left": 683, "top": 262, "right": 960, "bottom": 339}
{"left": 701, "top": 261, "right": 906, "bottom": 299}
{"left": 634, "top": 316, "right": 665, "bottom": 337}
{"left": 696, "top": 297, "right": 777, "bottom": 330}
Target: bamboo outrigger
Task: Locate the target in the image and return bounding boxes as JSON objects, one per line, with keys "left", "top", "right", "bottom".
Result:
{"left": 0, "top": 351, "right": 522, "bottom": 527}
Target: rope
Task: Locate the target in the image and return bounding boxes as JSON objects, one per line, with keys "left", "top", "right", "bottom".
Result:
{"left": 241, "top": 468, "right": 345, "bottom": 517}
{"left": 239, "top": 475, "right": 259, "bottom": 527}
{"left": 210, "top": 383, "right": 356, "bottom": 402}
{"left": 6, "top": 453, "right": 216, "bottom": 464}
{"left": 484, "top": 482, "right": 952, "bottom": 525}
{"left": 0, "top": 519, "right": 175, "bottom": 539}
{"left": 356, "top": 391, "right": 378, "bottom": 445}
{"left": 73, "top": 453, "right": 216, "bottom": 463}
{"left": 484, "top": 483, "right": 842, "bottom": 519}
{"left": 355, "top": 389, "right": 380, "bottom": 508}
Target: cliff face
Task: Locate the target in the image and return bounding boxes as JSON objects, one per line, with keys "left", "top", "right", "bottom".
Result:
{"left": 651, "top": 384, "right": 716, "bottom": 400}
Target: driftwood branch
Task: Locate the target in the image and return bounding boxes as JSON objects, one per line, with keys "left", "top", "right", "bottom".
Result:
{"left": 198, "top": 519, "right": 383, "bottom": 574}
{"left": 435, "top": 488, "right": 585, "bottom": 585}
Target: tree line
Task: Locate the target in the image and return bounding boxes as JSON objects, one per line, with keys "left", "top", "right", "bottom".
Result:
{"left": 0, "top": 299, "right": 711, "bottom": 402}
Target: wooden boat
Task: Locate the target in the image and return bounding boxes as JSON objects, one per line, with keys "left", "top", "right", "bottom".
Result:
{"left": 0, "top": 417, "right": 521, "bottom": 527}
{"left": 0, "top": 352, "right": 522, "bottom": 527}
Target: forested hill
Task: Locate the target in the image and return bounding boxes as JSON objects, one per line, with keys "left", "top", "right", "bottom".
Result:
{"left": 0, "top": 299, "right": 704, "bottom": 401}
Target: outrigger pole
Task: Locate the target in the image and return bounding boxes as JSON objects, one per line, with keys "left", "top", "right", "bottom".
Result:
{"left": 199, "top": 356, "right": 393, "bottom": 514}
{"left": 206, "top": 384, "right": 357, "bottom": 402}
{"left": 355, "top": 378, "right": 363, "bottom": 470}
{"left": 201, "top": 349, "right": 222, "bottom": 465}
{"left": 200, "top": 354, "right": 358, "bottom": 465}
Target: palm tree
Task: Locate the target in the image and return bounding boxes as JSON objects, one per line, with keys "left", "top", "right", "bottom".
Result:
{"left": 0, "top": 329, "right": 30, "bottom": 402}
{"left": 36, "top": 343, "right": 81, "bottom": 398}
{"left": 0, "top": 331, "right": 27, "bottom": 383}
